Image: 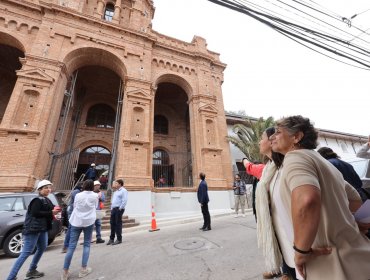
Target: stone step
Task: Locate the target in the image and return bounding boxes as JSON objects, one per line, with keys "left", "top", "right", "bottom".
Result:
{"left": 101, "top": 218, "right": 136, "bottom": 226}
{"left": 101, "top": 222, "right": 140, "bottom": 230}
{"left": 98, "top": 211, "right": 140, "bottom": 229}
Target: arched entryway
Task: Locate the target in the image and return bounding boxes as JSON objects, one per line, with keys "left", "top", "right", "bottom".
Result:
{"left": 49, "top": 48, "right": 126, "bottom": 190}
{"left": 77, "top": 145, "right": 111, "bottom": 182}
{"left": 0, "top": 39, "right": 25, "bottom": 124}
{"left": 152, "top": 81, "right": 192, "bottom": 188}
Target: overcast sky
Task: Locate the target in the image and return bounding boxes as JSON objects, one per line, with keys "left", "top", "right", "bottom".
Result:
{"left": 152, "top": 0, "right": 370, "bottom": 136}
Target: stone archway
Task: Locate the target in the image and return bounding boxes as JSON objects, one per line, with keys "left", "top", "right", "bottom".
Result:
{"left": 48, "top": 48, "right": 127, "bottom": 188}
{"left": 63, "top": 47, "right": 127, "bottom": 79}
{"left": 152, "top": 78, "right": 193, "bottom": 188}
{"left": 0, "top": 33, "right": 25, "bottom": 124}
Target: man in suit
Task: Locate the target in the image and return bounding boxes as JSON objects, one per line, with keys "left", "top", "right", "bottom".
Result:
{"left": 197, "top": 172, "right": 211, "bottom": 231}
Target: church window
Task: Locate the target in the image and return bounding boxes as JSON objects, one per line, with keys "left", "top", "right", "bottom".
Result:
{"left": 154, "top": 115, "right": 168, "bottom": 134}
{"left": 104, "top": 3, "right": 115, "bottom": 22}
{"left": 86, "top": 104, "right": 115, "bottom": 128}
{"left": 153, "top": 149, "right": 169, "bottom": 165}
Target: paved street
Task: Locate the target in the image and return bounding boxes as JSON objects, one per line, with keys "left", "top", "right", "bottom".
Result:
{"left": 0, "top": 214, "right": 266, "bottom": 280}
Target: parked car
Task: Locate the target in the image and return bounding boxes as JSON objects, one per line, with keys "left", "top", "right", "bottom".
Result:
{"left": 347, "top": 158, "right": 370, "bottom": 196}
{"left": 0, "top": 192, "right": 64, "bottom": 258}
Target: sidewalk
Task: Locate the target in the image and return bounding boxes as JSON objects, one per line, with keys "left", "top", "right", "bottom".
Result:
{"left": 51, "top": 208, "right": 253, "bottom": 248}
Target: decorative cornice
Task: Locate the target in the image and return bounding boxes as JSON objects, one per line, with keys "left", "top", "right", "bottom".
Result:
{"left": 39, "top": 1, "right": 155, "bottom": 42}
{"left": 20, "top": 55, "right": 66, "bottom": 69}
{"left": 198, "top": 104, "right": 218, "bottom": 115}
{"left": 0, "top": 128, "right": 40, "bottom": 138}
{"left": 125, "top": 76, "right": 152, "bottom": 87}
{"left": 189, "top": 94, "right": 217, "bottom": 104}
{"left": 201, "top": 147, "right": 222, "bottom": 153}
{"left": 16, "top": 68, "right": 55, "bottom": 84}
{"left": 122, "top": 140, "right": 150, "bottom": 146}
{"left": 2, "top": 0, "right": 42, "bottom": 12}
{"left": 126, "top": 89, "right": 152, "bottom": 101}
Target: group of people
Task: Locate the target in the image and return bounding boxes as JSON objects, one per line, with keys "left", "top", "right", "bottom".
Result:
{"left": 242, "top": 115, "right": 370, "bottom": 279}
{"left": 5, "top": 115, "right": 370, "bottom": 280}
{"left": 6, "top": 177, "right": 128, "bottom": 280}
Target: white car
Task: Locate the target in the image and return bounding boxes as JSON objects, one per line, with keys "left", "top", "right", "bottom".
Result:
{"left": 347, "top": 158, "right": 370, "bottom": 194}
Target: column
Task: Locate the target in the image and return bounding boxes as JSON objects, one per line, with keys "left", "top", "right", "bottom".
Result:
{"left": 94, "top": 0, "right": 105, "bottom": 18}
{"left": 112, "top": 0, "right": 122, "bottom": 23}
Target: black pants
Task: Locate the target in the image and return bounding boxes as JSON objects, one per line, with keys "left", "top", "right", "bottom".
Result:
{"left": 201, "top": 203, "right": 211, "bottom": 229}
{"left": 110, "top": 208, "right": 124, "bottom": 241}
{"left": 282, "top": 260, "right": 298, "bottom": 279}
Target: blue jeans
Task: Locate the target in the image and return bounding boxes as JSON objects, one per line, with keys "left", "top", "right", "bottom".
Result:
{"left": 95, "top": 219, "right": 102, "bottom": 239}
{"left": 7, "top": 231, "right": 48, "bottom": 280}
{"left": 63, "top": 225, "right": 93, "bottom": 270}
{"left": 63, "top": 211, "right": 72, "bottom": 248}
{"left": 63, "top": 224, "right": 71, "bottom": 248}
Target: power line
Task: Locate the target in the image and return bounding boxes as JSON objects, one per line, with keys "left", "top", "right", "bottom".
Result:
{"left": 276, "top": 28, "right": 370, "bottom": 71}
{"left": 207, "top": 0, "right": 370, "bottom": 70}
{"left": 351, "top": 7, "right": 370, "bottom": 20}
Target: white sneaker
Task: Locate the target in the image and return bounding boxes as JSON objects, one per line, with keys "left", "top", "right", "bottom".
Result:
{"left": 78, "top": 267, "right": 92, "bottom": 278}
{"left": 61, "top": 272, "right": 69, "bottom": 280}
{"left": 234, "top": 214, "right": 239, "bottom": 218}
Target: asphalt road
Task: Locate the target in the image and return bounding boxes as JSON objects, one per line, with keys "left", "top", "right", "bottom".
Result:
{"left": 0, "top": 214, "right": 267, "bottom": 280}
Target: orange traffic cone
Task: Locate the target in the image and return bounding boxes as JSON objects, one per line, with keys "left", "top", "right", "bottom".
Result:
{"left": 149, "top": 205, "right": 160, "bottom": 232}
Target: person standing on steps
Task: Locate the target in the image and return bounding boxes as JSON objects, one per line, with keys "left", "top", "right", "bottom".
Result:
{"left": 93, "top": 180, "right": 105, "bottom": 244}
{"left": 197, "top": 172, "right": 211, "bottom": 231}
{"left": 107, "top": 179, "right": 128, "bottom": 245}
{"left": 84, "top": 163, "right": 97, "bottom": 180}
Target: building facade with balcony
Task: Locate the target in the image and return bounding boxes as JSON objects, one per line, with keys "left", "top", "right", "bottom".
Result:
{"left": 0, "top": 0, "right": 234, "bottom": 216}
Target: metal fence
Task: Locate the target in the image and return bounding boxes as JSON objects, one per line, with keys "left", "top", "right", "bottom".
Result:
{"left": 49, "top": 148, "right": 80, "bottom": 191}
{"left": 152, "top": 152, "right": 192, "bottom": 188}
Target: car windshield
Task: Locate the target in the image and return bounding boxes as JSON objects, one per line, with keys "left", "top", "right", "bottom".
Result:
{"left": 350, "top": 159, "right": 368, "bottom": 178}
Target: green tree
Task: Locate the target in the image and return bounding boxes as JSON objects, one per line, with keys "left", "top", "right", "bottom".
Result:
{"left": 227, "top": 116, "right": 275, "bottom": 162}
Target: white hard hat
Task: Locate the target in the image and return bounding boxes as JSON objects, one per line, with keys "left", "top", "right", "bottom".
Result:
{"left": 37, "top": 179, "right": 53, "bottom": 190}
{"left": 93, "top": 180, "right": 101, "bottom": 186}
{"left": 91, "top": 163, "right": 96, "bottom": 167}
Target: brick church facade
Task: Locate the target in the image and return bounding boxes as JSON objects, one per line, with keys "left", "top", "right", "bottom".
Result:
{"left": 0, "top": 0, "right": 233, "bottom": 213}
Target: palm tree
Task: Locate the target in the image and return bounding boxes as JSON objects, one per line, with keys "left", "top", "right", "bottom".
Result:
{"left": 227, "top": 116, "right": 275, "bottom": 162}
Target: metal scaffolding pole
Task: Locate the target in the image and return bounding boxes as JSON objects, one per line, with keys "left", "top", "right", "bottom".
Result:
{"left": 108, "top": 80, "right": 124, "bottom": 191}
{"left": 48, "top": 71, "right": 78, "bottom": 181}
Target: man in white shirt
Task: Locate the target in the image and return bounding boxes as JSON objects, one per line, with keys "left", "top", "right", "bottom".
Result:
{"left": 107, "top": 179, "right": 128, "bottom": 245}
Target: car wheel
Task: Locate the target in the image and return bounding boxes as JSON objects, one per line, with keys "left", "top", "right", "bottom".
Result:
{"left": 3, "top": 229, "right": 23, "bottom": 258}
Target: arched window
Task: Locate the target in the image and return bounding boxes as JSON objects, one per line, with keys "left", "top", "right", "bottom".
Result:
{"left": 84, "top": 146, "right": 110, "bottom": 155}
{"left": 154, "top": 115, "right": 168, "bottom": 134}
{"left": 104, "top": 3, "right": 115, "bottom": 22}
{"left": 153, "top": 149, "right": 169, "bottom": 165}
{"left": 86, "top": 104, "right": 115, "bottom": 128}
{"left": 78, "top": 146, "right": 111, "bottom": 179}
